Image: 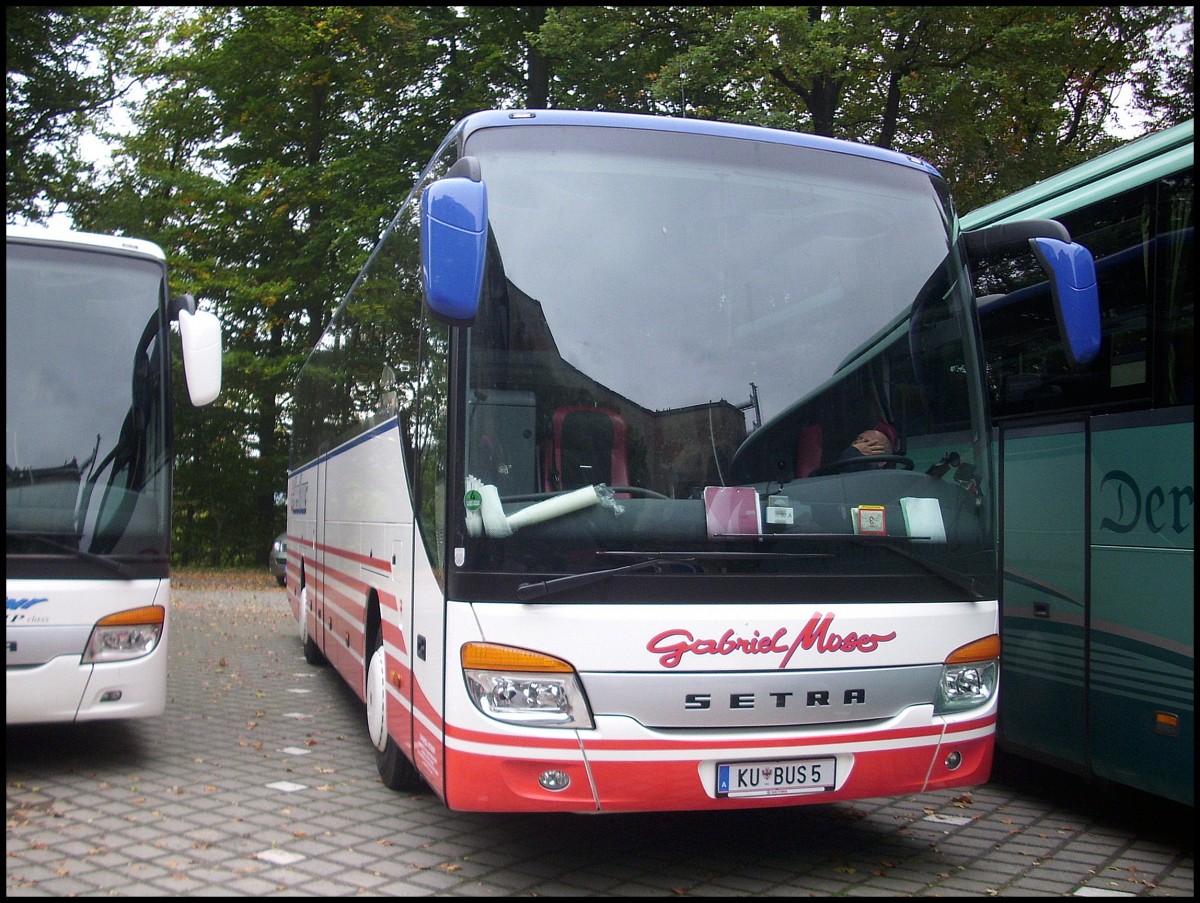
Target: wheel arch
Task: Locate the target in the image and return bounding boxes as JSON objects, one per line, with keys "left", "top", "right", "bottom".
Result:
{"left": 364, "top": 587, "right": 383, "bottom": 697}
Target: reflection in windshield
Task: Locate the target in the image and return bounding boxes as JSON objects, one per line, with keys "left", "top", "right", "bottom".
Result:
{"left": 455, "top": 124, "right": 992, "bottom": 596}
{"left": 476, "top": 126, "right": 950, "bottom": 424}
{"left": 6, "top": 242, "right": 170, "bottom": 563}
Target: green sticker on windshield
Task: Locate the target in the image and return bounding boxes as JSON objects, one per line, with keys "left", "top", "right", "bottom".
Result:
{"left": 464, "top": 488, "right": 483, "bottom": 512}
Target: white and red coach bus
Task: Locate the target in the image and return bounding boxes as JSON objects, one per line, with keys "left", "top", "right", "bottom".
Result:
{"left": 287, "top": 109, "right": 1099, "bottom": 812}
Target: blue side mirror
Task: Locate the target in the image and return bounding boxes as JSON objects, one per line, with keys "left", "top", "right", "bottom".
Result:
{"left": 1030, "top": 237, "right": 1101, "bottom": 366}
{"left": 964, "top": 218, "right": 1102, "bottom": 367}
{"left": 421, "top": 157, "right": 488, "bottom": 325}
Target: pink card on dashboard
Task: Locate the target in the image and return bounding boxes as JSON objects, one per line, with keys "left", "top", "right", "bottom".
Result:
{"left": 704, "top": 486, "right": 762, "bottom": 538}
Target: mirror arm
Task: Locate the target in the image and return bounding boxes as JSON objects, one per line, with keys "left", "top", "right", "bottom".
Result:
{"left": 963, "top": 219, "right": 1070, "bottom": 262}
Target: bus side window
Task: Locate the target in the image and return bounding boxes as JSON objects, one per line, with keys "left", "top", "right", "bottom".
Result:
{"left": 976, "top": 178, "right": 1189, "bottom": 417}
{"left": 1158, "top": 172, "right": 1194, "bottom": 404}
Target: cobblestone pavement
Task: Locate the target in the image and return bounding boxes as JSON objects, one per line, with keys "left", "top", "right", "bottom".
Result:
{"left": 6, "top": 572, "right": 1194, "bottom": 897}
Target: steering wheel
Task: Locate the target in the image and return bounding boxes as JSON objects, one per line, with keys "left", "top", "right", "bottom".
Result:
{"left": 822, "top": 454, "right": 915, "bottom": 473}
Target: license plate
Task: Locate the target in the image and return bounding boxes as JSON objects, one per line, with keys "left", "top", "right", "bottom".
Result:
{"left": 716, "top": 756, "right": 836, "bottom": 798}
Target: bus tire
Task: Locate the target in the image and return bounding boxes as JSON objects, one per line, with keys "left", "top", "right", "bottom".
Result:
{"left": 367, "top": 627, "right": 423, "bottom": 792}
{"left": 299, "top": 587, "right": 324, "bottom": 666}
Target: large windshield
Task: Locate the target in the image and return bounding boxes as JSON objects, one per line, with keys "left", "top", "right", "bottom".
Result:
{"left": 477, "top": 127, "right": 951, "bottom": 421}
{"left": 6, "top": 240, "right": 171, "bottom": 577}
{"left": 453, "top": 124, "right": 994, "bottom": 602}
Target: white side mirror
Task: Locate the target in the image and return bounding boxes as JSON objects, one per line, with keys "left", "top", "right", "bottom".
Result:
{"left": 178, "top": 308, "right": 223, "bottom": 406}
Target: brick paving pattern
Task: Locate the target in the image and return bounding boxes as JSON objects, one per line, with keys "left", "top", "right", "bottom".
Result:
{"left": 7, "top": 572, "right": 1194, "bottom": 896}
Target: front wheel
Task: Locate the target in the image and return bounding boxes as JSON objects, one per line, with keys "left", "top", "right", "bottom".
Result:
{"left": 366, "top": 628, "right": 423, "bottom": 791}
{"left": 299, "top": 587, "right": 325, "bottom": 665}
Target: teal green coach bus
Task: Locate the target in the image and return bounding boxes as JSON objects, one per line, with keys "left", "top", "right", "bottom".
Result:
{"left": 961, "top": 119, "right": 1193, "bottom": 806}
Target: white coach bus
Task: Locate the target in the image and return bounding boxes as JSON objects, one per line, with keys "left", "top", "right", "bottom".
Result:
{"left": 7, "top": 225, "right": 222, "bottom": 723}
{"left": 288, "top": 109, "right": 1099, "bottom": 812}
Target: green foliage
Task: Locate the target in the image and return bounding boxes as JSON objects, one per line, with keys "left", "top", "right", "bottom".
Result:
{"left": 7, "top": 5, "right": 1194, "bottom": 564}
{"left": 6, "top": 6, "right": 156, "bottom": 220}
{"left": 539, "top": 6, "right": 1193, "bottom": 212}
{"left": 76, "top": 6, "right": 440, "bottom": 563}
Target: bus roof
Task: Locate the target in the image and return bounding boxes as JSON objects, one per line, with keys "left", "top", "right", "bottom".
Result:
{"left": 450, "top": 109, "right": 943, "bottom": 179}
{"left": 961, "top": 119, "right": 1194, "bottom": 229}
{"left": 6, "top": 223, "right": 166, "bottom": 262}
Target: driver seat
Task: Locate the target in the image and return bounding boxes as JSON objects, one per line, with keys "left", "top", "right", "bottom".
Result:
{"left": 544, "top": 406, "right": 629, "bottom": 491}
{"left": 795, "top": 423, "right": 823, "bottom": 478}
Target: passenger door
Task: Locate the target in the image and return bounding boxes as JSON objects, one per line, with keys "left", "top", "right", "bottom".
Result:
{"left": 998, "top": 421, "right": 1088, "bottom": 771}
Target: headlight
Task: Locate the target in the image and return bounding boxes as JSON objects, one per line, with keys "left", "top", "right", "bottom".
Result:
{"left": 934, "top": 634, "right": 999, "bottom": 715}
{"left": 83, "top": 605, "right": 165, "bottom": 663}
{"left": 461, "top": 642, "right": 594, "bottom": 728}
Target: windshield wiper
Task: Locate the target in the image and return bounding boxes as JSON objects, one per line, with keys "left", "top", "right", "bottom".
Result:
{"left": 516, "top": 550, "right": 832, "bottom": 602}
{"left": 647, "top": 536, "right": 982, "bottom": 600}
{"left": 7, "top": 531, "right": 137, "bottom": 579}
{"left": 874, "top": 538, "right": 985, "bottom": 599}
{"left": 766, "top": 533, "right": 984, "bottom": 599}
{"left": 518, "top": 556, "right": 688, "bottom": 601}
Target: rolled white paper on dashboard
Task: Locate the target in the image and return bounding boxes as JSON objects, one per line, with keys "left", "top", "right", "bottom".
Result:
{"left": 505, "top": 484, "right": 600, "bottom": 533}
{"left": 478, "top": 483, "right": 513, "bottom": 538}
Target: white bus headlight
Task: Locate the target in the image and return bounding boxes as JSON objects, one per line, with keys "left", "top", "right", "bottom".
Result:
{"left": 83, "top": 605, "right": 165, "bottom": 663}
{"left": 934, "top": 635, "right": 1000, "bottom": 714}
{"left": 462, "top": 643, "right": 594, "bottom": 728}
